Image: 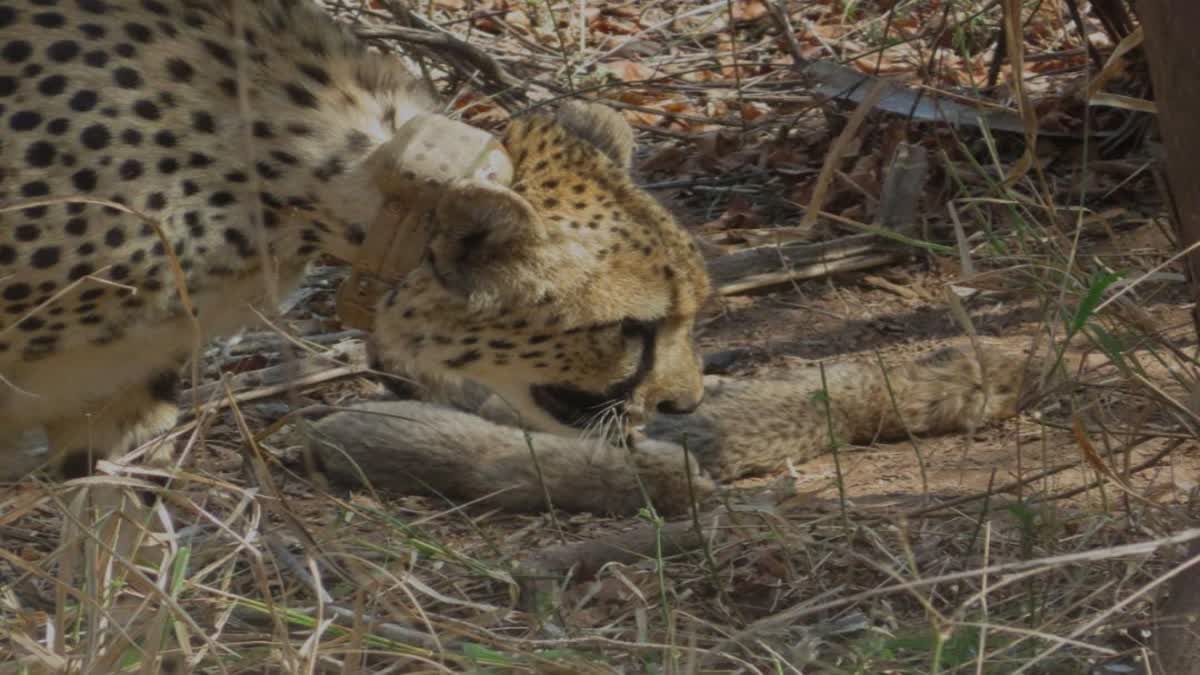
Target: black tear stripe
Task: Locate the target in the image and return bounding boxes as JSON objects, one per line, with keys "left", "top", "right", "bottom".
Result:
{"left": 529, "top": 319, "right": 658, "bottom": 429}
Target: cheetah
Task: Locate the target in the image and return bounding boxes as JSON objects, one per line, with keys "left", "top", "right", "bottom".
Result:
{"left": 0, "top": 0, "right": 709, "bottom": 479}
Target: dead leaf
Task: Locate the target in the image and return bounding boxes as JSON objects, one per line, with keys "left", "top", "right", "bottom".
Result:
{"left": 730, "top": 0, "right": 769, "bottom": 22}
{"left": 740, "top": 101, "right": 770, "bottom": 122}
{"left": 591, "top": 16, "right": 640, "bottom": 35}
{"left": 639, "top": 146, "right": 690, "bottom": 174}
{"left": 599, "top": 38, "right": 664, "bottom": 59}
{"left": 695, "top": 129, "right": 743, "bottom": 163}
{"left": 471, "top": 14, "right": 504, "bottom": 34}
{"left": 604, "top": 59, "right": 655, "bottom": 82}
{"left": 1072, "top": 416, "right": 1162, "bottom": 510}
{"left": 753, "top": 546, "right": 790, "bottom": 580}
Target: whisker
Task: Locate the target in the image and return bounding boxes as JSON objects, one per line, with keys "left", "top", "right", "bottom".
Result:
{"left": 581, "top": 399, "right": 624, "bottom": 444}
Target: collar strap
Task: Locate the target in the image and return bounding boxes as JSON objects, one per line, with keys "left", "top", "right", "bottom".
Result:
{"left": 335, "top": 114, "right": 512, "bottom": 330}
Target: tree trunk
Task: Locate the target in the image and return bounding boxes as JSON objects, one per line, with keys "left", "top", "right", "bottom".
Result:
{"left": 1137, "top": 0, "right": 1200, "bottom": 333}
{"left": 1135, "top": 1, "right": 1200, "bottom": 672}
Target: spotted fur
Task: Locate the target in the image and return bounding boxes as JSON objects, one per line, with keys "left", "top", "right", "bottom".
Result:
{"left": 0, "top": 0, "right": 709, "bottom": 476}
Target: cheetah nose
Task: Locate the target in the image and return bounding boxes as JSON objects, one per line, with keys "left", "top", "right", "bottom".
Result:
{"left": 657, "top": 395, "right": 703, "bottom": 415}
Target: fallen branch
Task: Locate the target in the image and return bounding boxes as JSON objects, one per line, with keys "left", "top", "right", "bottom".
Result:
{"left": 179, "top": 341, "right": 370, "bottom": 415}
{"left": 303, "top": 400, "right": 715, "bottom": 516}
{"left": 714, "top": 247, "right": 900, "bottom": 295}
{"left": 513, "top": 512, "right": 728, "bottom": 613}
{"left": 802, "top": 59, "right": 1100, "bottom": 139}
{"left": 230, "top": 602, "right": 441, "bottom": 652}
{"left": 764, "top": 0, "right": 806, "bottom": 69}
{"left": 708, "top": 141, "right": 929, "bottom": 295}
{"left": 353, "top": 25, "right": 527, "bottom": 106}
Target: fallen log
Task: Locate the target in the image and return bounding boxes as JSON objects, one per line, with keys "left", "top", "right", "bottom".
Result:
{"left": 304, "top": 400, "right": 716, "bottom": 516}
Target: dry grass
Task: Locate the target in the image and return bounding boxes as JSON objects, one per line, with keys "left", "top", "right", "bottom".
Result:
{"left": 3, "top": 0, "right": 1198, "bottom": 673}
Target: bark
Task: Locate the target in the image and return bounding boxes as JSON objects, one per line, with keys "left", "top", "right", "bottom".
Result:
{"left": 1137, "top": 0, "right": 1200, "bottom": 336}
{"left": 303, "top": 400, "right": 716, "bottom": 517}
{"left": 1136, "top": 1, "right": 1200, "bottom": 672}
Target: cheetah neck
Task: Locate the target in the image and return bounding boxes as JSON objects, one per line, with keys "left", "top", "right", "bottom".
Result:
{"left": 277, "top": 110, "right": 438, "bottom": 266}
{"left": 312, "top": 113, "right": 517, "bottom": 329}
{"left": 304, "top": 111, "right": 514, "bottom": 268}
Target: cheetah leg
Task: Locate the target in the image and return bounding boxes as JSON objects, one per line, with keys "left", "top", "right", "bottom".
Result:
{"left": 46, "top": 369, "right": 181, "bottom": 480}
{"left": 44, "top": 368, "right": 183, "bottom": 582}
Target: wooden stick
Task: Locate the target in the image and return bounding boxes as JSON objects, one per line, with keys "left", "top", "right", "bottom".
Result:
{"left": 179, "top": 342, "right": 370, "bottom": 415}
{"left": 514, "top": 512, "right": 728, "bottom": 613}
{"left": 716, "top": 251, "right": 899, "bottom": 295}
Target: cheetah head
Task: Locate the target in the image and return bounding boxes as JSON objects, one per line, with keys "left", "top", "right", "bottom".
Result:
{"left": 371, "top": 102, "right": 710, "bottom": 438}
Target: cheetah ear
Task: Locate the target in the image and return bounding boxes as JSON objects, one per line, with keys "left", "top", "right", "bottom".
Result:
{"left": 555, "top": 101, "right": 635, "bottom": 169}
{"left": 429, "top": 182, "right": 551, "bottom": 307}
